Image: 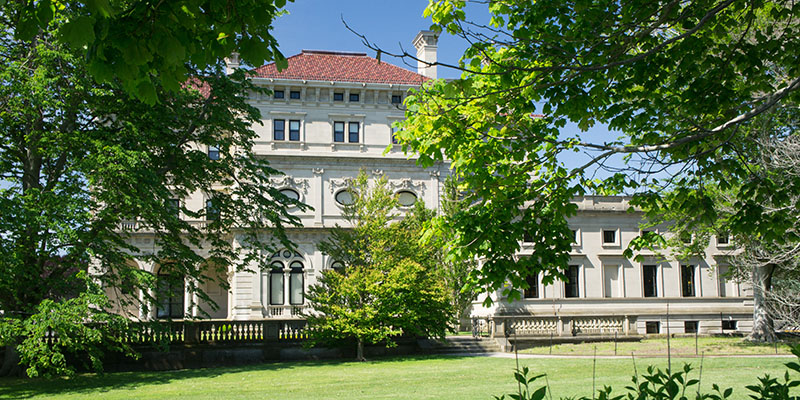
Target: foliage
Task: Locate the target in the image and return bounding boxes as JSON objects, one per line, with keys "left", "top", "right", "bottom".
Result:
{"left": 0, "top": 7, "right": 303, "bottom": 375}
{"left": 375, "top": 0, "right": 800, "bottom": 302}
{"left": 305, "top": 171, "right": 454, "bottom": 360}
{"left": 5, "top": 0, "right": 292, "bottom": 103}
{"left": 495, "top": 345, "right": 800, "bottom": 400}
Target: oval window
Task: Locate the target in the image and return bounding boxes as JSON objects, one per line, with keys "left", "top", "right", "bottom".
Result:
{"left": 280, "top": 188, "right": 300, "bottom": 201}
{"left": 397, "top": 191, "right": 417, "bottom": 207}
{"left": 335, "top": 190, "right": 354, "bottom": 205}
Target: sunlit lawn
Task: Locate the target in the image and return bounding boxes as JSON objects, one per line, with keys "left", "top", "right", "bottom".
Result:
{"left": 0, "top": 354, "right": 795, "bottom": 399}
{"left": 520, "top": 336, "right": 799, "bottom": 356}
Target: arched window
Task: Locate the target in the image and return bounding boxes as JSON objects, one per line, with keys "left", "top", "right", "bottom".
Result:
{"left": 289, "top": 261, "right": 304, "bottom": 305}
{"left": 331, "top": 261, "right": 345, "bottom": 274}
{"left": 269, "top": 261, "right": 284, "bottom": 305}
{"left": 156, "top": 270, "right": 184, "bottom": 319}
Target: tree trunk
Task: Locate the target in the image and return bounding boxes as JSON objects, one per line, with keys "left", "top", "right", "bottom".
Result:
{"left": 0, "top": 345, "right": 23, "bottom": 377}
{"left": 749, "top": 264, "right": 778, "bottom": 342}
{"left": 356, "top": 338, "right": 365, "bottom": 361}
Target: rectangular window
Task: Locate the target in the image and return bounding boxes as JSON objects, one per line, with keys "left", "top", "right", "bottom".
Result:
{"left": 290, "top": 270, "right": 304, "bottom": 305}
{"left": 523, "top": 273, "right": 539, "bottom": 299}
{"left": 643, "top": 265, "right": 658, "bottom": 297}
{"left": 646, "top": 321, "right": 660, "bottom": 334}
{"left": 717, "top": 233, "right": 729, "bottom": 245}
{"left": 206, "top": 199, "right": 219, "bottom": 221}
{"left": 603, "top": 229, "right": 616, "bottom": 244}
{"left": 391, "top": 95, "right": 402, "bottom": 104}
{"left": 270, "top": 268, "right": 284, "bottom": 305}
{"left": 273, "top": 90, "right": 284, "bottom": 99}
{"left": 391, "top": 126, "right": 400, "bottom": 144}
{"left": 721, "top": 320, "right": 737, "bottom": 330}
{"left": 333, "top": 121, "right": 345, "bottom": 142}
{"left": 208, "top": 145, "right": 220, "bottom": 160}
{"left": 571, "top": 230, "right": 578, "bottom": 243}
{"left": 289, "top": 120, "right": 301, "bottom": 141}
{"left": 718, "top": 265, "right": 729, "bottom": 297}
{"left": 333, "top": 92, "right": 344, "bottom": 101}
{"left": 348, "top": 122, "right": 359, "bottom": 143}
{"left": 349, "top": 93, "right": 360, "bottom": 102}
{"left": 273, "top": 119, "right": 285, "bottom": 141}
{"left": 167, "top": 198, "right": 180, "bottom": 217}
{"left": 565, "top": 265, "right": 579, "bottom": 298}
{"left": 684, "top": 321, "right": 698, "bottom": 334}
{"left": 681, "top": 265, "right": 696, "bottom": 297}
{"left": 523, "top": 232, "right": 534, "bottom": 243}
{"left": 290, "top": 90, "right": 301, "bottom": 99}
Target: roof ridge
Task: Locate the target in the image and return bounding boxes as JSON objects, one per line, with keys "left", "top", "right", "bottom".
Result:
{"left": 301, "top": 50, "right": 367, "bottom": 57}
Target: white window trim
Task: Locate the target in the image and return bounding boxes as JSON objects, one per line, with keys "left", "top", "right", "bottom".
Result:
{"left": 268, "top": 111, "right": 307, "bottom": 143}
{"left": 601, "top": 227, "right": 621, "bottom": 247}
{"left": 640, "top": 262, "right": 662, "bottom": 298}
{"left": 328, "top": 113, "right": 366, "bottom": 145}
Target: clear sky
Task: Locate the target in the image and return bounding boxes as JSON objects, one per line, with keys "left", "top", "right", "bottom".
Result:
{"left": 270, "top": 0, "right": 486, "bottom": 80}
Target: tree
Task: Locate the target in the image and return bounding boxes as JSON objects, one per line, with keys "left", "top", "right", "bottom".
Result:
{"left": 0, "top": 9, "right": 305, "bottom": 376}
{"left": 357, "top": 1, "right": 799, "bottom": 338}
{"left": 6, "top": 0, "right": 292, "bottom": 103}
{"left": 305, "top": 172, "right": 453, "bottom": 361}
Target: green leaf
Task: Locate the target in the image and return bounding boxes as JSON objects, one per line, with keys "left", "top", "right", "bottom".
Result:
{"left": 35, "top": 0, "right": 55, "bottom": 28}
{"left": 60, "top": 16, "right": 96, "bottom": 48}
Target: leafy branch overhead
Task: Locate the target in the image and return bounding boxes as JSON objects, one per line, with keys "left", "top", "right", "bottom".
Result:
{"left": 9, "top": 0, "right": 292, "bottom": 103}
{"left": 361, "top": 0, "right": 800, "bottom": 300}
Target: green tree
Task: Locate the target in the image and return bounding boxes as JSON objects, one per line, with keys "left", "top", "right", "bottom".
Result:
{"left": 0, "top": 10, "right": 305, "bottom": 376}
{"left": 305, "top": 172, "right": 453, "bottom": 361}
{"left": 363, "top": 1, "right": 799, "bottom": 336}
{"left": 6, "top": 0, "right": 292, "bottom": 103}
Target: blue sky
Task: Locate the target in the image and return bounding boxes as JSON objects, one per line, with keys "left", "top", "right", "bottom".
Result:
{"left": 271, "top": 0, "right": 485, "bottom": 80}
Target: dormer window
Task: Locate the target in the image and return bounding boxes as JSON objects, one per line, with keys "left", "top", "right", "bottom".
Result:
{"left": 273, "top": 90, "right": 285, "bottom": 99}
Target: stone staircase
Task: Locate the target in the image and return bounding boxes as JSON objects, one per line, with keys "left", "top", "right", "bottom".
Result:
{"left": 420, "top": 336, "right": 503, "bottom": 354}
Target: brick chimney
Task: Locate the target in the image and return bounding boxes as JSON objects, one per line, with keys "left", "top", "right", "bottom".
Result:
{"left": 413, "top": 31, "right": 439, "bottom": 79}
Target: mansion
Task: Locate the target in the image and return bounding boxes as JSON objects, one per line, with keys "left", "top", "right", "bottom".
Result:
{"left": 117, "top": 31, "right": 753, "bottom": 338}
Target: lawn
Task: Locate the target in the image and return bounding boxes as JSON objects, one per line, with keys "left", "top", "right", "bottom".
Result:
{"left": 0, "top": 354, "right": 795, "bottom": 399}
{"left": 519, "top": 336, "right": 799, "bottom": 356}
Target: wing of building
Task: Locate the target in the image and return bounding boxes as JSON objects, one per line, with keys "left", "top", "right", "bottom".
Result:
{"left": 115, "top": 31, "right": 753, "bottom": 339}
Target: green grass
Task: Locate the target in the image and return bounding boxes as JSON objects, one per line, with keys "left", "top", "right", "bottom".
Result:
{"left": 0, "top": 355, "right": 794, "bottom": 399}
{"left": 520, "top": 336, "right": 798, "bottom": 356}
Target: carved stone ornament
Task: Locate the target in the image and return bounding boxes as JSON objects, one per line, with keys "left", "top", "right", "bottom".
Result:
{"left": 269, "top": 175, "right": 310, "bottom": 194}
{"left": 329, "top": 177, "right": 355, "bottom": 194}
{"left": 389, "top": 178, "right": 426, "bottom": 193}
{"left": 371, "top": 169, "right": 384, "bottom": 177}
{"left": 312, "top": 168, "right": 325, "bottom": 175}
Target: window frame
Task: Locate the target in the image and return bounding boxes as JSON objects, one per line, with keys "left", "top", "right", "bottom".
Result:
{"left": 205, "top": 198, "right": 219, "bottom": 221}
{"left": 333, "top": 121, "right": 345, "bottom": 143}
{"left": 288, "top": 119, "right": 301, "bottom": 141}
{"left": 208, "top": 145, "right": 220, "bottom": 160}
{"left": 349, "top": 92, "right": 360, "bottom": 102}
{"left": 273, "top": 90, "right": 285, "bottom": 99}
{"left": 333, "top": 92, "right": 344, "bottom": 101}
{"left": 289, "top": 261, "right": 304, "bottom": 305}
{"left": 289, "top": 90, "right": 301, "bottom": 99}
{"left": 643, "top": 264, "right": 659, "bottom": 298}
{"left": 156, "top": 270, "right": 184, "bottom": 319}
{"left": 269, "top": 262, "right": 285, "bottom": 305}
{"left": 348, "top": 122, "right": 360, "bottom": 143}
{"left": 564, "top": 265, "right": 580, "bottom": 298}
{"left": 523, "top": 273, "right": 539, "bottom": 299}
{"left": 273, "top": 119, "right": 286, "bottom": 141}
{"left": 391, "top": 94, "right": 402, "bottom": 104}
{"left": 602, "top": 229, "right": 619, "bottom": 246}
{"left": 681, "top": 264, "right": 696, "bottom": 297}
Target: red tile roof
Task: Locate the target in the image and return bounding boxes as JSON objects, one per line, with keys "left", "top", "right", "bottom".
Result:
{"left": 251, "top": 50, "right": 429, "bottom": 85}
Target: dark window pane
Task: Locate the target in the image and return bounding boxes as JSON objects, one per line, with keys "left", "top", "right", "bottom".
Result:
{"left": 349, "top": 93, "right": 359, "bottom": 102}
{"left": 156, "top": 272, "right": 184, "bottom": 319}
{"left": 603, "top": 230, "right": 616, "bottom": 244}
{"left": 391, "top": 95, "right": 402, "bottom": 104}
{"left": 206, "top": 199, "right": 219, "bottom": 221}
{"left": 565, "top": 265, "right": 579, "bottom": 298}
{"left": 717, "top": 233, "right": 729, "bottom": 245}
{"left": 348, "top": 122, "right": 359, "bottom": 143}
{"left": 643, "top": 265, "right": 658, "bottom": 297}
{"left": 289, "top": 120, "right": 300, "bottom": 141}
{"left": 208, "top": 145, "right": 220, "bottom": 160}
{"left": 722, "top": 320, "right": 737, "bottom": 330}
{"left": 333, "top": 92, "right": 344, "bottom": 101}
{"left": 290, "top": 90, "right": 301, "bottom": 99}
{"left": 270, "top": 263, "right": 284, "bottom": 305}
{"left": 391, "top": 126, "right": 400, "bottom": 144}
{"left": 333, "top": 121, "right": 345, "bottom": 142}
{"left": 646, "top": 321, "right": 660, "bottom": 334}
{"left": 681, "top": 265, "right": 695, "bottom": 297}
{"left": 523, "top": 233, "right": 534, "bottom": 243}
{"left": 684, "top": 321, "right": 698, "bottom": 333}
{"left": 524, "top": 274, "right": 539, "bottom": 299}
{"left": 167, "top": 199, "right": 180, "bottom": 217}
{"left": 274, "top": 119, "right": 285, "bottom": 141}
{"left": 273, "top": 90, "right": 284, "bottom": 99}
